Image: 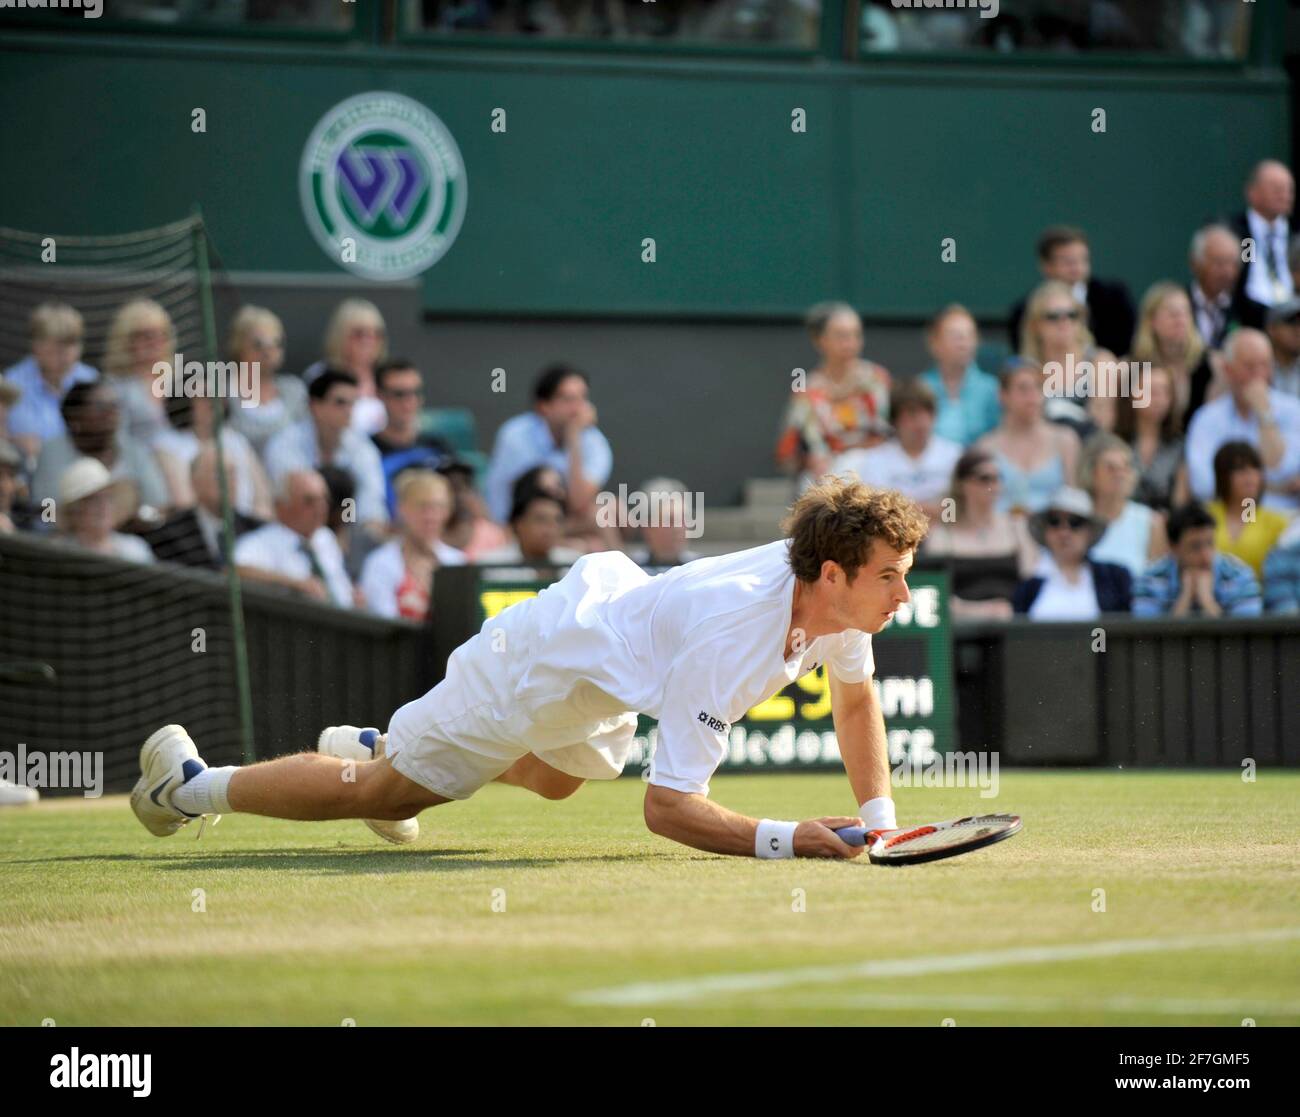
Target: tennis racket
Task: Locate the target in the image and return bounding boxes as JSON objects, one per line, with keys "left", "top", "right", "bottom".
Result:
{"left": 834, "top": 813, "right": 1021, "bottom": 866}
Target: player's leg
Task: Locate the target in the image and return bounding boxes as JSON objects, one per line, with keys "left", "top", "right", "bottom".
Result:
{"left": 130, "top": 724, "right": 447, "bottom": 838}
{"left": 224, "top": 752, "right": 447, "bottom": 820}
{"left": 494, "top": 752, "right": 585, "bottom": 801}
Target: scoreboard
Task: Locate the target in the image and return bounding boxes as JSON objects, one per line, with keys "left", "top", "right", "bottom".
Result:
{"left": 464, "top": 567, "right": 954, "bottom": 776}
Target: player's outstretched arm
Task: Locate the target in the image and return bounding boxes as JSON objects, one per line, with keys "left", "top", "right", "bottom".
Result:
{"left": 643, "top": 784, "right": 865, "bottom": 859}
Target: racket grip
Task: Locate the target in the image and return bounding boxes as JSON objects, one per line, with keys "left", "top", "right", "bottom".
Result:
{"left": 835, "top": 825, "right": 869, "bottom": 847}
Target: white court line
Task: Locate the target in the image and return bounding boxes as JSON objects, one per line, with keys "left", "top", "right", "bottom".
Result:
{"left": 570, "top": 926, "right": 1300, "bottom": 1007}
{"left": 795, "top": 993, "right": 1300, "bottom": 1016}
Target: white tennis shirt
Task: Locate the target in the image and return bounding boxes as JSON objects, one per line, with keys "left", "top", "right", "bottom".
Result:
{"left": 511, "top": 540, "right": 874, "bottom": 795}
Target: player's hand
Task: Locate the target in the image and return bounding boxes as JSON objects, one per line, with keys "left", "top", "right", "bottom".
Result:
{"left": 794, "top": 816, "right": 866, "bottom": 859}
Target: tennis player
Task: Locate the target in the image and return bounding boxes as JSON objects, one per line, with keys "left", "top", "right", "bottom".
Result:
{"left": 131, "top": 477, "right": 928, "bottom": 860}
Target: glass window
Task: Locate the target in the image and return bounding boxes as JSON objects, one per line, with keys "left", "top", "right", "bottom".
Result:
{"left": 860, "top": 0, "right": 1252, "bottom": 59}
{"left": 403, "top": 0, "right": 823, "bottom": 48}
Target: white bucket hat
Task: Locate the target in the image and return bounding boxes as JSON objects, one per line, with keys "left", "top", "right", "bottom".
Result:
{"left": 57, "top": 457, "right": 134, "bottom": 524}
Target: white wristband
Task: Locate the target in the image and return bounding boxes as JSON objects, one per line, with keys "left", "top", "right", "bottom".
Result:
{"left": 859, "top": 796, "right": 897, "bottom": 832}
{"left": 755, "top": 819, "right": 798, "bottom": 859}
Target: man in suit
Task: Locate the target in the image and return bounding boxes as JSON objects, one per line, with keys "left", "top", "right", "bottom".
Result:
{"left": 1187, "top": 223, "right": 1244, "bottom": 350}
{"left": 1008, "top": 226, "right": 1136, "bottom": 357}
{"left": 144, "top": 443, "right": 261, "bottom": 569}
{"left": 1229, "top": 160, "right": 1295, "bottom": 329}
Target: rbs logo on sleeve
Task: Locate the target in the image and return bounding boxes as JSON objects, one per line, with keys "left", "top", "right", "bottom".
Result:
{"left": 697, "top": 710, "right": 730, "bottom": 734}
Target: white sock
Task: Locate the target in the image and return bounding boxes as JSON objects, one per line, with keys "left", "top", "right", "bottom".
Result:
{"left": 173, "top": 766, "right": 237, "bottom": 816}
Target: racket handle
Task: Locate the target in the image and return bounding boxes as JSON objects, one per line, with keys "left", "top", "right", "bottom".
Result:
{"left": 835, "top": 825, "right": 869, "bottom": 847}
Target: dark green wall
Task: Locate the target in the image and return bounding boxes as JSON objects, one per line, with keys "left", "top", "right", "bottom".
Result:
{"left": 0, "top": 33, "right": 1290, "bottom": 320}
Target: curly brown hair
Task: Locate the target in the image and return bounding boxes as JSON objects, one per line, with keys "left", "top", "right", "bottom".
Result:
{"left": 782, "top": 476, "right": 929, "bottom": 583}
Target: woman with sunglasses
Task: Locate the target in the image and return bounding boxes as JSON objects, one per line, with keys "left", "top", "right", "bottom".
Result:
{"left": 1019, "top": 279, "right": 1101, "bottom": 439}
{"left": 1013, "top": 487, "right": 1132, "bottom": 620}
{"left": 302, "top": 300, "right": 388, "bottom": 436}
{"left": 102, "top": 299, "right": 176, "bottom": 448}
{"left": 922, "top": 448, "right": 1037, "bottom": 619}
{"left": 225, "top": 305, "right": 309, "bottom": 456}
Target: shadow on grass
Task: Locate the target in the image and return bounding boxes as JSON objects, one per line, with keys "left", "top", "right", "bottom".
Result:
{"left": 4, "top": 848, "right": 660, "bottom": 873}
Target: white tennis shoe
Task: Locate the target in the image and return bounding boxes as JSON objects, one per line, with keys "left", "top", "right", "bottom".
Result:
{"left": 130, "top": 724, "right": 209, "bottom": 837}
{"left": 0, "top": 777, "right": 38, "bottom": 807}
{"left": 316, "top": 725, "right": 419, "bottom": 845}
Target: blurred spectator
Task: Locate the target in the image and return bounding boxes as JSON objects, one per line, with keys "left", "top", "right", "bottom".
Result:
{"left": 155, "top": 393, "right": 272, "bottom": 520}
{"left": 225, "top": 306, "right": 308, "bottom": 455}
{"left": 142, "top": 444, "right": 261, "bottom": 569}
{"left": 1115, "top": 365, "right": 1188, "bottom": 513}
{"left": 234, "top": 469, "right": 353, "bottom": 608}
{"left": 55, "top": 458, "right": 154, "bottom": 565}
{"left": 1229, "top": 160, "right": 1295, "bottom": 328}
{"left": 1130, "top": 281, "right": 1218, "bottom": 429}
{"left": 976, "top": 359, "right": 1079, "bottom": 515}
{"left": 360, "top": 470, "right": 466, "bottom": 621}
{"left": 508, "top": 463, "right": 614, "bottom": 554}
{"left": 102, "top": 299, "right": 175, "bottom": 447}
{"left": 1186, "top": 329, "right": 1300, "bottom": 512}
{"left": 1019, "top": 280, "right": 1097, "bottom": 440}
{"left": 833, "top": 379, "right": 960, "bottom": 523}
{"left": 625, "top": 475, "right": 700, "bottom": 569}
{"left": 775, "top": 302, "right": 892, "bottom": 484}
{"left": 1206, "top": 441, "right": 1290, "bottom": 579}
{"left": 1008, "top": 226, "right": 1135, "bottom": 357}
{"left": 318, "top": 464, "right": 365, "bottom": 581}
{"left": 922, "top": 447, "right": 1037, "bottom": 620}
{"left": 439, "top": 460, "right": 508, "bottom": 560}
{"left": 1265, "top": 296, "right": 1300, "bottom": 398}
{"left": 0, "top": 379, "right": 18, "bottom": 448}
{"left": 2, "top": 302, "right": 98, "bottom": 462}
{"left": 1080, "top": 433, "right": 1168, "bottom": 578}
{"left": 1262, "top": 516, "right": 1300, "bottom": 613}
{"left": 302, "top": 299, "right": 388, "bottom": 435}
{"left": 1134, "top": 502, "right": 1262, "bottom": 617}
{"left": 484, "top": 363, "right": 613, "bottom": 525}
{"left": 371, "top": 358, "right": 453, "bottom": 517}
{"left": 1187, "top": 224, "right": 1243, "bottom": 350}
{"left": 478, "top": 489, "right": 582, "bottom": 567}
{"left": 31, "top": 381, "right": 170, "bottom": 518}
{"left": 0, "top": 438, "right": 24, "bottom": 534}
{"left": 917, "top": 304, "right": 1001, "bottom": 446}
{"left": 1013, "top": 488, "right": 1131, "bottom": 619}
{"left": 263, "top": 369, "right": 389, "bottom": 533}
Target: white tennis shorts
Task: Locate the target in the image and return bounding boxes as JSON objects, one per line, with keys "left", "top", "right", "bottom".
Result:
{"left": 384, "top": 590, "right": 640, "bottom": 800}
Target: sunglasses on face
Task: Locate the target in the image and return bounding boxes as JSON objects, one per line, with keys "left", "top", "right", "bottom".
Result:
{"left": 349, "top": 327, "right": 384, "bottom": 339}
{"left": 970, "top": 471, "right": 1001, "bottom": 484}
{"left": 383, "top": 387, "right": 424, "bottom": 400}
{"left": 250, "top": 336, "right": 284, "bottom": 350}
{"left": 1042, "top": 309, "right": 1081, "bottom": 323}
{"left": 1045, "top": 513, "right": 1089, "bottom": 531}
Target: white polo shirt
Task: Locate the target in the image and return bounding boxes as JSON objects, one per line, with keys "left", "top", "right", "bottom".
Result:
{"left": 514, "top": 540, "right": 874, "bottom": 796}
{"left": 233, "top": 521, "right": 354, "bottom": 608}
{"left": 834, "top": 436, "right": 962, "bottom": 505}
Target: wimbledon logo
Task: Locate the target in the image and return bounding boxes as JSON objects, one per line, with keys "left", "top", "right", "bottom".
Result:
{"left": 299, "top": 91, "right": 467, "bottom": 281}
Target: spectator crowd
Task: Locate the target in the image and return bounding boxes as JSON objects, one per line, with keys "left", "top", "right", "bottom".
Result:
{"left": 3, "top": 159, "right": 1300, "bottom": 624}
